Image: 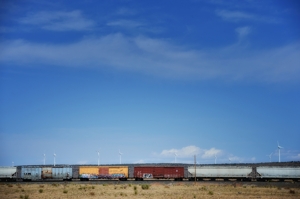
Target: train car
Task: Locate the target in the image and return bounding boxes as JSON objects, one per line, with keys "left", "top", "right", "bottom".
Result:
{"left": 79, "top": 166, "right": 128, "bottom": 181}
{"left": 134, "top": 166, "right": 184, "bottom": 181}
{"left": 21, "top": 166, "right": 72, "bottom": 181}
{"left": 0, "top": 167, "right": 17, "bottom": 181}
{"left": 188, "top": 165, "right": 252, "bottom": 181}
{"left": 21, "top": 167, "right": 42, "bottom": 181}
{"left": 256, "top": 166, "right": 300, "bottom": 181}
{"left": 52, "top": 167, "right": 72, "bottom": 180}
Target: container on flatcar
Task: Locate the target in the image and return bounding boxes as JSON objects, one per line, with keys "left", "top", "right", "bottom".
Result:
{"left": 257, "top": 166, "right": 300, "bottom": 181}
{"left": 79, "top": 166, "right": 128, "bottom": 180}
{"left": 0, "top": 167, "right": 17, "bottom": 181}
{"left": 134, "top": 166, "right": 184, "bottom": 181}
{"left": 187, "top": 166, "right": 252, "bottom": 181}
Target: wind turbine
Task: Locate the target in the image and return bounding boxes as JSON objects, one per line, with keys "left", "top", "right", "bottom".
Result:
{"left": 97, "top": 151, "right": 100, "bottom": 166}
{"left": 53, "top": 153, "right": 56, "bottom": 166}
{"left": 214, "top": 154, "right": 217, "bottom": 164}
{"left": 43, "top": 153, "right": 46, "bottom": 165}
{"left": 119, "top": 150, "right": 123, "bottom": 164}
{"left": 277, "top": 142, "right": 283, "bottom": 162}
{"left": 228, "top": 157, "right": 232, "bottom": 164}
{"left": 174, "top": 153, "right": 178, "bottom": 163}
{"left": 266, "top": 153, "right": 272, "bottom": 162}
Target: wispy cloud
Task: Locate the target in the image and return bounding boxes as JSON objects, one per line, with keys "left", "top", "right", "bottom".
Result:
{"left": 216, "top": 10, "right": 255, "bottom": 22}
{"left": 0, "top": 34, "right": 299, "bottom": 83}
{"left": 18, "top": 10, "right": 95, "bottom": 31}
{"left": 107, "top": 19, "right": 143, "bottom": 29}
{"left": 115, "top": 7, "right": 137, "bottom": 16}
{"left": 216, "top": 10, "right": 280, "bottom": 23}
{"left": 235, "top": 26, "right": 251, "bottom": 39}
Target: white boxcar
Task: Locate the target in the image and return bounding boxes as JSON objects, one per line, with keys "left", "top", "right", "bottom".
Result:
{"left": 0, "top": 167, "right": 17, "bottom": 181}
{"left": 52, "top": 167, "right": 72, "bottom": 180}
{"left": 21, "top": 167, "right": 42, "bottom": 181}
{"left": 188, "top": 166, "right": 252, "bottom": 180}
{"left": 257, "top": 166, "right": 300, "bottom": 179}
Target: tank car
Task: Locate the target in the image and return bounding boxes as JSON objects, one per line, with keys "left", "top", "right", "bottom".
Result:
{"left": 0, "top": 167, "right": 17, "bottom": 181}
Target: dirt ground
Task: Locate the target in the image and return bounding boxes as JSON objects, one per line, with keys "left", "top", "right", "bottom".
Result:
{"left": 0, "top": 181, "right": 299, "bottom": 199}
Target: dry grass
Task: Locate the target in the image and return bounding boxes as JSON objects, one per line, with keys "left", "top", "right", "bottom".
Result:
{"left": 0, "top": 182, "right": 299, "bottom": 199}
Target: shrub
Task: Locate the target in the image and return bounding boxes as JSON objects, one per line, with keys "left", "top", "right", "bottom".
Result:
{"left": 134, "top": 190, "right": 138, "bottom": 195}
{"left": 133, "top": 186, "right": 137, "bottom": 190}
{"left": 24, "top": 195, "right": 29, "bottom": 199}
{"left": 289, "top": 190, "right": 295, "bottom": 194}
{"left": 63, "top": 190, "right": 68, "bottom": 194}
{"left": 90, "top": 192, "right": 95, "bottom": 196}
{"left": 208, "top": 191, "right": 213, "bottom": 195}
{"left": 39, "top": 189, "right": 43, "bottom": 193}
{"left": 141, "top": 184, "right": 150, "bottom": 190}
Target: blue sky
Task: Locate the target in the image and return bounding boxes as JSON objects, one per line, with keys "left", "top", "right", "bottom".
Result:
{"left": 0, "top": 0, "right": 299, "bottom": 166}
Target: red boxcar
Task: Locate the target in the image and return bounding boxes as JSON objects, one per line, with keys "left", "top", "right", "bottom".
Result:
{"left": 134, "top": 166, "right": 184, "bottom": 181}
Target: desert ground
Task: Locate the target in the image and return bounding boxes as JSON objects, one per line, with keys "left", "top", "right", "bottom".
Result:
{"left": 0, "top": 181, "right": 299, "bottom": 199}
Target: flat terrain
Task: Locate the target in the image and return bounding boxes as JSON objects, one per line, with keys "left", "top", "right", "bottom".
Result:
{"left": 0, "top": 181, "right": 299, "bottom": 199}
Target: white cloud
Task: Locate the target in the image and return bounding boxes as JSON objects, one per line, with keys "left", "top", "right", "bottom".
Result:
{"left": 77, "top": 160, "right": 89, "bottom": 164}
{"left": 18, "top": 10, "right": 95, "bottom": 31}
{"left": 228, "top": 155, "right": 240, "bottom": 163}
{"left": 0, "top": 34, "right": 299, "bottom": 83}
{"left": 161, "top": 146, "right": 202, "bottom": 157}
{"left": 202, "top": 148, "right": 222, "bottom": 158}
{"left": 160, "top": 146, "right": 222, "bottom": 159}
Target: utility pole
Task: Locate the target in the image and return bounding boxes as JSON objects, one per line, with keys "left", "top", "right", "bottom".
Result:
{"left": 194, "top": 155, "right": 196, "bottom": 182}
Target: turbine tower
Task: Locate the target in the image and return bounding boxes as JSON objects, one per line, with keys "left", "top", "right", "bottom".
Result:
{"left": 119, "top": 150, "right": 123, "bottom": 164}
{"left": 97, "top": 151, "right": 100, "bottom": 166}
{"left": 277, "top": 142, "right": 283, "bottom": 162}
{"left": 43, "top": 153, "right": 46, "bottom": 165}
{"left": 214, "top": 154, "right": 217, "bottom": 164}
{"left": 174, "top": 153, "right": 178, "bottom": 163}
{"left": 53, "top": 153, "right": 56, "bottom": 166}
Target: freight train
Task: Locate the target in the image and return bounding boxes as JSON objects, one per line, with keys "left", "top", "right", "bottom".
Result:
{"left": 0, "top": 162, "right": 299, "bottom": 182}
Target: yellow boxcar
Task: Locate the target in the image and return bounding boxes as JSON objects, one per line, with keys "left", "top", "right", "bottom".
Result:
{"left": 79, "top": 166, "right": 99, "bottom": 180}
{"left": 79, "top": 166, "right": 128, "bottom": 180}
{"left": 79, "top": 166, "right": 99, "bottom": 175}
{"left": 108, "top": 166, "right": 128, "bottom": 178}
